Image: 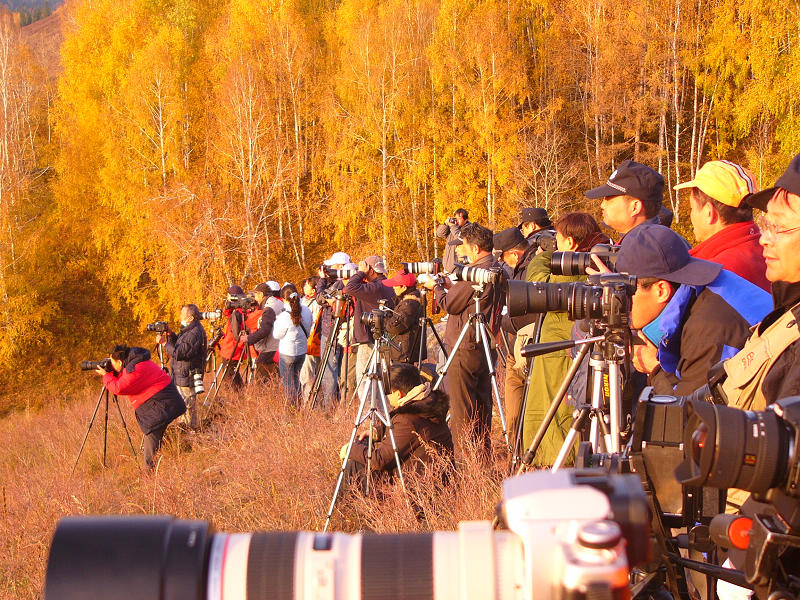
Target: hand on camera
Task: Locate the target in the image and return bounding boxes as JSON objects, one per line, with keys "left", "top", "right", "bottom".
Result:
{"left": 155, "top": 333, "right": 163, "bottom": 345}
{"left": 632, "top": 332, "right": 660, "bottom": 375}
{"left": 94, "top": 366, "right": 106, "bottom": 376}
{"left": 586, "top": 253, "right": 612, "bottom": 276}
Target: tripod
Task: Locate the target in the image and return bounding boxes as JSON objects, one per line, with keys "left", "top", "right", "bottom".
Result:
{"left": 202, "top": 338, "right": 256, "bottom": 419}
{"left": 324, "top": 333, "right": 407, "bottom": 532}
{"left": 72, "top": 385, "right": 138, "bottom": 474}
{"left": 410, "top": 288, "right": 447, "bottom": 367}
{"left": 309, "top": 294, "right": 353, "bottom": 409}
{"left": 515, "top": 325, "right": 627, "bottom": 475}
{"left": 433, "top": 283, "right": 510, "bottom": 448}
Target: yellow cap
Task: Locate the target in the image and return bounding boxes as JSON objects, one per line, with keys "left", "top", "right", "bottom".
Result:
{"left": 674, "top": 160, "right": 758, "bottom": 207}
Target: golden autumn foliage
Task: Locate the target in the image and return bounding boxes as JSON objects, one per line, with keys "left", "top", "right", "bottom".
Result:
{"left": 1, "top": 0, "right": 799, "bottom": 411}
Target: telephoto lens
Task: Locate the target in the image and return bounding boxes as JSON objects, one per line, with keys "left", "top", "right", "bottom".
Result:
{"left": 450, "top": 264, "right": 502, "bottom": 285}
{"left": 401, "top": 259, "right": 442, "bottom": 275}
{"left": 80, "top": 358, "right": 112, "bottom": 372}
{"left": 675, "top": 396, "right": 800, "bottom": 497}
{"left": 192, "top": 370, "right": 205, "bottom": 395}
{"left": 200, "top": 309, "right": 222, "bottom": 321}
{"left": 146, "top": 321, "right": 169, "bottom": 333}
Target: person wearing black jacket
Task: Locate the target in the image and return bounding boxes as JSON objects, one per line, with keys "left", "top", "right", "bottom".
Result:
{"left": 343, "top": 255, "right": 396, "bottom": 383}
{"left": 343, "top": 362, "right": 454, "bottom": 478}
{"left": 423, "top": 223, "right": 501, "bottom": 456}
{"left": 381, "top": 270, "right": 426, "bottom": 364}
{"left": 493, "top": 227, "right": 538, "bottom": 451}
{"left": 157, "top": 304, "right": 207, "bottom": 430}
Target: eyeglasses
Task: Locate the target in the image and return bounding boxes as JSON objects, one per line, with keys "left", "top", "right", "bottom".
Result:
{"left": 756, "top": 214, "right": 800, "bottom": 240}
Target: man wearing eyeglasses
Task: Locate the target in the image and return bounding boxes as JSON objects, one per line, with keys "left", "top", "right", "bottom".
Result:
{"left": 719, "top": 153, "right": 800, "bottom": 411}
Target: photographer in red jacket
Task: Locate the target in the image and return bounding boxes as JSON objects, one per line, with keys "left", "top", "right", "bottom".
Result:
{"left": 97, "top": 345, "right": 186, "bottom": 470}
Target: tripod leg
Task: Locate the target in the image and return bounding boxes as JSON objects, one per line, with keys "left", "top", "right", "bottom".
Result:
{"left": 102, "top": 390, "right": 109, "bottom": 468}
{"left": 477, "top": 320, "right": 509, "bottom": 449}
{"left": 72, "top": 386, "right": 107, "bottom": 475}
{"left": 428, "top": 320, "right": 447, "bottom": 359}
{"left": 310, "top": 317, "right": 342, "bottom": 409}
{"left": 516, "top": 341, "right": 592, "bottom": 475}
{"left": 203, "top": 359, "right": 231, "bottom": 420}
{"left": 323, "top": 380, "right": 371, "bottom": 532}
{"left": 552, "top": 406, "right": 591, "bottom": 472}
{"left": 375, "top": 377, "right": 407, "bottom": 494}
{"left": 112, "top": 394, "right": 138, "bottom": 460}
{"left": 433, "top": 318, "right": 471, "bottom": 391}
{"left": 608, "top": 360, "right": 623, "bottom": 453}
{"left": 589, "top": 357, "right": 605, "bottom": 451}
{"left": 348, "top": 344, "right": 377, "bottom": 406}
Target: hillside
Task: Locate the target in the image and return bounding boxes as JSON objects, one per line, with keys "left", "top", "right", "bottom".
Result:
{"left": 20, "top": 6, "right": 62, "bottom": 78}
{"left": 0, "top": 378, "right": 506, "bottom": 598}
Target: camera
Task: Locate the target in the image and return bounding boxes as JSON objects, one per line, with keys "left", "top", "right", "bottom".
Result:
{"left": 507, "top": 274, "right": 636, "bottom": 328}
{"left": 200, "top": 309, "right": 222, "bottom": 321}
{"left": 675, "top": 396, "right": 800, "bottom": 599}
{"left": 550, "top": 244, "right": 620, "bottom": 277}
{"left": 226, "top": 293, "right": 256, "bottom": 310}
{"left": 360, "top": 308, "right": 387, "bottom": 338}
{"left": 448, "top": 217, "right": 457, "bottom": 224}
{"left": 44, "top": 469, "right": 650, "bottom": 600}
{"left": 146, "top": 321, "right": 169, "bottom": 333}
{"left": 323, "top": 266, "right": 357, "bottom": 279}
{"left": 450, "top": 263, "right": 503, "bottom": 286}
{"left": 80, "top": 358, "right": 112, "bottom": 372}
{"left": 530, "top": 230, "right": 557, "bottom": 253}
{"left": 401, "top": 258, "right": 443, "bottom": 275}
{"left": 676, "top": 395, "right": 800, "bottom": 500}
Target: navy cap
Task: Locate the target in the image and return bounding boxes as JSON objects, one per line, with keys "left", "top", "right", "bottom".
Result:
{"left": 585, "top": 160, "right": 664, "bottom": 209}
{"left": 745, "top": 153, "right": 800, "bottom": 211}
{"left": 518, "top": 207, "right": 552, "bottom": 228}
{"left": 616, "top": 224, "right": 721, "bottom": 286}
{"left": 494, "top": 227, "right": 526, "bottom": 252}
{"left": 228, "top": 285, "right": 244, "bottom": 295}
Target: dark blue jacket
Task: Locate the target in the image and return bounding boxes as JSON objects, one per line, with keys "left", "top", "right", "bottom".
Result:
{"left": 165, "top": 321, "right": 207, "bottom": 387}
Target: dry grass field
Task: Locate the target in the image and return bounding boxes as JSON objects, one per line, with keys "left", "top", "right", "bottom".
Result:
{"left": 0, "top": 376, "right": 510, "bottom": 598}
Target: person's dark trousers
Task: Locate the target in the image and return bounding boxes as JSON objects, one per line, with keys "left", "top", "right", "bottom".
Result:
{"left": 220, "top": 358, "right": 244, "bottom": 391}
{"left": 255, "top": 351, "right": 278, "bottom": 381}
{"left": 340, "top": 345, "right": 359, "bottom": 402}
{"left": 279, "top": 353, "right": 305, "bottom": 407}
{"left": 445, "top": 346, "right": 492, "bottom": 457}
{"left": 504, "top": 353, "right": 526, "bottom": 452}
{"left": 143, "top": 422, "right": 169, "bottom": 469}
{"left": 317, "top": 334, "right": 342, "bottom": 408}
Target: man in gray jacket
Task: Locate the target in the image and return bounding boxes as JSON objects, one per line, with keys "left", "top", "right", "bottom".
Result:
{"left": 435, "top": 208, "right": 470, "bottom": 272}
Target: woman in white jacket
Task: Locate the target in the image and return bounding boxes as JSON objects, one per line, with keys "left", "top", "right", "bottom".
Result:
{"left": 273, "top": 284, "right": 313, "bottom": 405}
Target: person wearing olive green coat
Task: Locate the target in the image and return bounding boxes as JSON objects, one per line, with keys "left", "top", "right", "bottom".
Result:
{"left": 521, "top": 213, "right": 610, "bottom": 466}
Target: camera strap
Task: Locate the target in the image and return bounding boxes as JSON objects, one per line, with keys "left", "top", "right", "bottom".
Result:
{"left": 722, "top": 300, "right": 800, "bottom": 411}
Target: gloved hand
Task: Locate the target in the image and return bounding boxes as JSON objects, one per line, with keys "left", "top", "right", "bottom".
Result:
{"left": 339, "top": 443, "right": 350, "bottom": 462}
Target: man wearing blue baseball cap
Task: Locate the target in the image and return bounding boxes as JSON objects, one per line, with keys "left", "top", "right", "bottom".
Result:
{"left": 614, "top": 224, "right": 772, "bottom": 395}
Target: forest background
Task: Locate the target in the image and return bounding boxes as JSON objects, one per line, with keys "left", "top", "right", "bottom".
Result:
{"left": 1, "top": 0, "right": 799, "bottom": 414}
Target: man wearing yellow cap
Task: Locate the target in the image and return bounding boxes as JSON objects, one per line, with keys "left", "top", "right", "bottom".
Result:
{"left": 676, "top": 160, "right": 769, "bottom": 291}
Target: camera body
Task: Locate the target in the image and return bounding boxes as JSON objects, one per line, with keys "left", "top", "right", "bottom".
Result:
{"left": 44, "top": 469, "right": 650, "bottom": 600}
{"left": 226, "top": 293, "right": 257, "bottom": 311}
{"left": 80, "top": 358, "right": 112, "bottom": 372}
{"left": 146, "top": 321, "right": 169, "bottom": 333}
{"left": 360, "top": 307, "right": 389, "bottom": 339}
{"left": 530, "top": 230, "right": 557, "bottom": 254}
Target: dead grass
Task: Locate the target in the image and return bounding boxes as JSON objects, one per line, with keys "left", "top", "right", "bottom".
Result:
{"left": 0, "top": 377, "right": 511, "bottom": 598}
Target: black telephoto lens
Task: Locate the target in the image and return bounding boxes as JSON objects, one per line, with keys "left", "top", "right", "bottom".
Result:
{"left": 550, "top": 252, "right": 593, "bottom": 277}
{"left": 676, "top": 399, "right": 795, "bottom": 496}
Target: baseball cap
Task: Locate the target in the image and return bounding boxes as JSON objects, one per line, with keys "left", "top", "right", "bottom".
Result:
{"left": 674, "top": 160, "right": 757, "bottom": 207}
{"left": 745, "top": 153, "right": 800, "bottom": 210}
{"left": 382, "top": 270, "right": 417, "bottom": 288}
{"left": 323, "top": 251, "right": 351, "bottom": 266}
{"left": 616, "top": 224, "right": 721, "bottom": 286}
{"left": 585, "top": 160, "right": 664, "bottom": 208}
{"left": 518, "top": 207, "right": 552, "bottom": 228}
{"left": 227, "top": 285, "right": 244, "bottom": 295}
{"left": 266, "top": 281, "right": 281, "bottom": 292}
{"left": 363, "top": 255, "right": 387, "bottom": 274}
{"left": 494, "top": 227, "right": 526, "bottom": 252}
